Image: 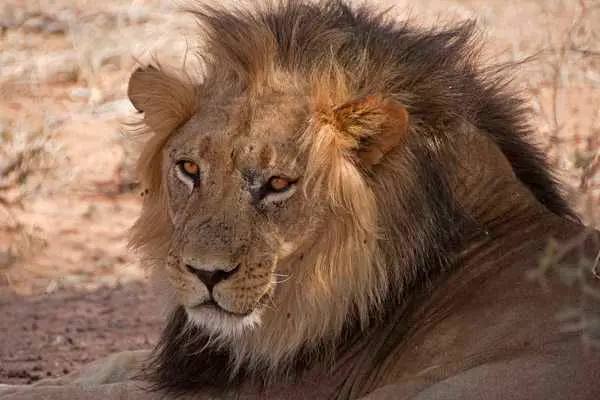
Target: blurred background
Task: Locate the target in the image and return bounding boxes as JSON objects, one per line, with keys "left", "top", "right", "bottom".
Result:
{"left": 0, "top": 0, "right": 598, "bottom": 385}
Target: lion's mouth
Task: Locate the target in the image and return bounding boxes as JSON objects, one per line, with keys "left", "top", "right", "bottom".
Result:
{"left": 189, "top": 299, "right": 253, "bottom": 318}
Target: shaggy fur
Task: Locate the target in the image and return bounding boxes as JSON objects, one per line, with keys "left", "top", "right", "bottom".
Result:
{"left": 123, "top": 0, "right": 589, "bottom": 398}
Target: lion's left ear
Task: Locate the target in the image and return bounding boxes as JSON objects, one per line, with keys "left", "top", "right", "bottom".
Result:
{"left": 128, "top": 65, "right": 156, "bottom": 113}
{"left": 127, "top": 65, "right": 199, "bottom": 133}
{"left": 328, "top": 95, "right": 409, "bottom": 167}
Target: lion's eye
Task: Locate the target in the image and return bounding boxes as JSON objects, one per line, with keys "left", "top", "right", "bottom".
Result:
{"left": 266, "top": 176, "right": 293, "bottom": 193}
{"left": 258, "top": 176, "right": 297, "bottom": 204}
{"left": 177, "top": 160, "right": 201, "bottom": 181}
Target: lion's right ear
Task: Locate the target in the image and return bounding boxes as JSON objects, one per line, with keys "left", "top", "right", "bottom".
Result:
{"left": 323, "top": 95, "right": 410, "bottom": 167}
{"left": 127, "top": 66, "right": 199, "bottom": 132}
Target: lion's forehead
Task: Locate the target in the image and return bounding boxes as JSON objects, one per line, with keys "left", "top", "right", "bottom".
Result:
{"left": 233, "top": 138, "right": 303, "bottom": 176}
{"left": 167, "top": 96, "right": 307, "bottom": 178}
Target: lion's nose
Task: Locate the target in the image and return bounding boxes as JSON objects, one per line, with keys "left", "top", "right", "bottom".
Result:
{"left": 186, "top": 264, "right": 239, "bottom": 292}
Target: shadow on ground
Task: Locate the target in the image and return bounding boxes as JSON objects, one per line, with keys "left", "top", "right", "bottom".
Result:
{"left": 0, "top": 282, "right": 162, "bottom": 384}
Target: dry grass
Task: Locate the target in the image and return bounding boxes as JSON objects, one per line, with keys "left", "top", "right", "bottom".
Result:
{"left": 519, "top": 0, "right": 600, "bottom": 350}
{"left": 0, "top": 0, "right": 166, "bottom": 292}
{"left": 0, "top": 121, "right": 56, "bottom": 278}
{"left": 527, "top": 0, "right": 600, "bottom": 227}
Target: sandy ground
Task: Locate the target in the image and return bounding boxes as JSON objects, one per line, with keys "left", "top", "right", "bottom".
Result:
{"left": 0, "top": 0, "right": 598, "bottom": 385}
{"left": 0, "top": 283, "right": 161, "bottom": 384}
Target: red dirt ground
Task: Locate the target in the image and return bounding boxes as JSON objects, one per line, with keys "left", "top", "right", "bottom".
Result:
{"left": 0, "top": 283, "right": 161, "bottom": 384}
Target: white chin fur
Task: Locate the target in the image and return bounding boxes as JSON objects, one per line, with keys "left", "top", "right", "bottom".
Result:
{"left": 186, "top": 305, "right": 263, "bottom": 339}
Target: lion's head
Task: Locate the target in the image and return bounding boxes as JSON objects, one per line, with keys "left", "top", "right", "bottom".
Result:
{"left": 126, "top": 0, "right": 575, "bottom": 393}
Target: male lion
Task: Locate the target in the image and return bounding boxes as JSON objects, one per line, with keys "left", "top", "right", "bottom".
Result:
{"left": 1, "top": 1, "right": 599, "bottom": 399}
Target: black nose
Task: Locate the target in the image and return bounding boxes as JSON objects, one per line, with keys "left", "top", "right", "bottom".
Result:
{"left": 186, "top": 264, "right": 239, "bottom": 292}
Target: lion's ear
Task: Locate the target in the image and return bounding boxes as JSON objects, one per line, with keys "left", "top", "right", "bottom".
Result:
{"left": 329, "top": 95, "right": 409, "bottom": 167}
{"left": 127, "top": 65, "right": 159, "bottom": 113}
{"left": 127, "top": 65, "right": 199, "bottom": 131}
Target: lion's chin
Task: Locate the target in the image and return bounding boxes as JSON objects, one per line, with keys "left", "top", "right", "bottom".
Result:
{"left": 185, "top": 302, "right": 263, "bottom": 339}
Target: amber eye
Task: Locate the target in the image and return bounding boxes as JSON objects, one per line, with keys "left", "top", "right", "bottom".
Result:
{"left": 177, "top": 160, "right": 201, "bottom": 180}
{"left": 266, "top": 176, "right": 293, "bottom": 193}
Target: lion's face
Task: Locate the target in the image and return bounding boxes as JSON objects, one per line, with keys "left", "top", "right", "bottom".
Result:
{"left": 127, "top": 59, "right": 409, "bottom": 361}
{"left": 161, "top": 92, "right": 323, "bottom": 335}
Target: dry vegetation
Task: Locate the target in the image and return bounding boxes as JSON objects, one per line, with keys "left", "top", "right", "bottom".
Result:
{"left": 0, "top": 0, "right": 598, "bottom": 295}
{"left": 528, "top": 0, "right": 600, "bottom": 227}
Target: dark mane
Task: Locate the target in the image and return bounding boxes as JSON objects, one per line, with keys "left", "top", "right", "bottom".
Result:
{"left": 191, "top": 0, "right": 575, "bottom": 220}
{"left": 141, "top": 0, "right": 576, "bottom": 396}
{"left": 144, "top": 305, "right": 347, "bottom": 395}
{"left": 142, "top": 306, "right": 244, "bottom": 395}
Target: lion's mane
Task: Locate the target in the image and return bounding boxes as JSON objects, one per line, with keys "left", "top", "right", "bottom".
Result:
{"left": 127, "top": 0, "right": 576, "bottom": 396}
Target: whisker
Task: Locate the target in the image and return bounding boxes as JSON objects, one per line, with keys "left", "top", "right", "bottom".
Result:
{"left": 270, "top": 276, "right": 292, "bottom": 284}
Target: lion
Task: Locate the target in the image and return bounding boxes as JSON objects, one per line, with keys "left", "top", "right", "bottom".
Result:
{"left": 1, "top": 1, "right": 599, "bottom": 399}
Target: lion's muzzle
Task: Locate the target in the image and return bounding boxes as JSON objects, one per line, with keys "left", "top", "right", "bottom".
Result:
{"left": 185, "top": 263, "right": 240, "bottom": 293}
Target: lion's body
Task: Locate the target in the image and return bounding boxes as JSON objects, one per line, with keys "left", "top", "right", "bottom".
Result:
{"left": 1, "top": 1, "right": 599, "bottom": 399}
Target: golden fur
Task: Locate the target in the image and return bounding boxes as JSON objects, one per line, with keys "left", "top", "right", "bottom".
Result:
{"left": 127, "top": 64, "right": 392, "bottom": 373}
{"left": 125, "top": 4, "right": 417, "bottom": 374}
